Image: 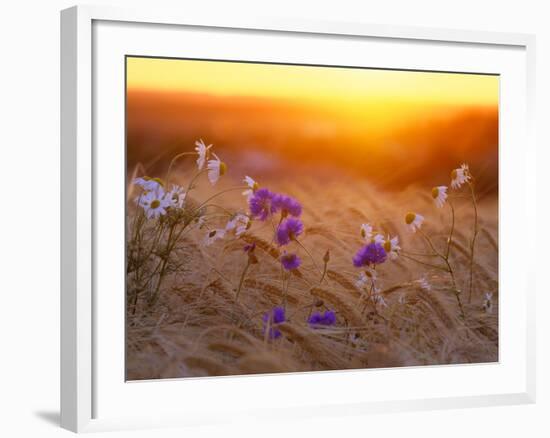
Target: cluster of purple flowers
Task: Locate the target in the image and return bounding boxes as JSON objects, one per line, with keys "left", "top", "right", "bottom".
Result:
{"left": 263, "top": 306, "right": 337, "bottom": 339}
{"left": 262, "top": 306, "right": 286, "bottom": 339}
{"left": 353, "top": 242, "right": 387, "bottom": 268}
{"left": 308, "top": 310, "right": 336, "bottom": 327}
{"left": 276, "top": 217, "right": 304, "bottom": 246}
{"left": 280, "top": 252, "right": 301, "bottom": 271}
{"left": 248, "top": 189, "right": 303, "bottom": 222}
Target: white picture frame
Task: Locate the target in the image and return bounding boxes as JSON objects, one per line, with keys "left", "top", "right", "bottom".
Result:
{"left": 60, "top": 4, "right": 536, "bottom": 433}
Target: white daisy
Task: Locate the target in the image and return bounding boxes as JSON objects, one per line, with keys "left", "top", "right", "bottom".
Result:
{"left": 371, "top": 292, "right": 387, "bottom": 308}
{"left": 356, "top": 267, "right": 377, "bottom": 288}
{"left": 133, "top": 176, "right": 163, "bottom": 193}
{"left": 373, "top": 233, "right": 385, "bottom": 245}
{"left": 451, "top": 163, "right": 471, "bottom": 189}
{"left": 167, "top": 185, "right": 186, "bottom": 208}
{"left": 483, "top": 292, "right": 493, "bottom": 314}
{"left": 382, "top": 235, "right": 401, "bottom": 260}
{"left": 242, "top": 176, "right": 259, "bottom": 199}
{"left": 206, "top": 153, "right": 227, "bottom": 185}
{"left": 405, "top": 212, "right": 424, "bottom": 233}
{"left": 225, "top": 213, "right": 251, "bottom": 237}
{"left": 360, "top": 223, "right": 373, "bottom": 241}
{"left": 203, "top": 228, "right": 226, "bottom": 246}
{"left": 194, "top": 139, "right": 212, "bottom": 171}
{"left": 416, "top": 277, "right": 431, "bottom": 291}
{"left": 140, "top": 188, "right": 170, "bottom": 219}
{"left": 431, "top": 185, "right": 448, "bottom": 208}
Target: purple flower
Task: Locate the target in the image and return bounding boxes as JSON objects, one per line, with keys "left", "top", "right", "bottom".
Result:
{"left": 308, "top": 310, "right": 336, "bottom": 327}
{"left": 248, "top": 188, "right": 274, "bottom": 221}
{"left": 272, "top": 194, "right": 302, "bottom": 218}
{"left": 281, "top": 252, "right": 301, "bottom": 271}
{"left": 263, "top": 306, "right": 286, "bottom": 339}
{"left": 276, "top": 217, "right": 304, "bottom": 246}
{"left": 353, "top": 242, "right": 387, "bottom": 267}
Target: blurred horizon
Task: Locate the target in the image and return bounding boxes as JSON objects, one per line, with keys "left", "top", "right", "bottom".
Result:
{"left": 126, "top": 57, "right": 499, "bottom": 194}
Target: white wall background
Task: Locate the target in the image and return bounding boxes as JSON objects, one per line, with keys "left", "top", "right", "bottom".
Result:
{"left": 0, "top": 1, "right": 547, "bottom": 437}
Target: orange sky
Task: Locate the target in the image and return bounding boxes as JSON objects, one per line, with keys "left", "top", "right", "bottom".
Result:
{"left": 127, "top": 57, "right": 498, "bottom": 106}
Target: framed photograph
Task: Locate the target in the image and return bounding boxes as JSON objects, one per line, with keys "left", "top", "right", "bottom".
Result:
{"left": 61, "top": 5, "right": 536, "bottom": 433}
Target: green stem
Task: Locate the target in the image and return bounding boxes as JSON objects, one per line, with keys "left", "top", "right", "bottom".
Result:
{"left": 164, "top": 151, "right": 196, "bottom": 182}
{"left": 235, "top": 260, "right": 251, "bottom": 302}
{"left": 467, "top": 182, "right": 479, "bottom": 304}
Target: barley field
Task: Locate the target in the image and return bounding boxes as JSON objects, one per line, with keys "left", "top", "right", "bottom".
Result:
{"left": 126, "top": 164, "right": 498, "bottom": 380}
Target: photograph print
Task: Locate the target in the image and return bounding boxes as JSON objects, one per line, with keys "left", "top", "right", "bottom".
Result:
{"left": 125, "top": 56, "right": 499, "bottom": 380}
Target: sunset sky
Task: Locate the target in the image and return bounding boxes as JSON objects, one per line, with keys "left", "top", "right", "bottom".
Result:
{"left": 126, "top": 56, "right": 499, "bottom": 191}
{"left": 126, "top": 57, "right": 499, "bottom": 107}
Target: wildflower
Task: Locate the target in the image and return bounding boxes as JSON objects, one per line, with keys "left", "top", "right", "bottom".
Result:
{"left": 280, "top": 252, "right": 301, "bottom": 271}
{"left": 248, "top": 188, "right": 274, "bottom": 221}
{"left": 371, "top": 292, "right": 388, "bottom": 308}
{"left": 382, "top": 235, "right": 400, "bottom": 260}
{"left": 373, "top": 233, "right": 385, "bottom": 245}
{"left": 360, "top": 223, "right": 374, "bottom": 240}
{"left": 308, "top": 310, "right": 336, "bottom": 327}
{"left": 196, "top": 215, "right": 206, "bottom": 228}
{"left": 167, "top": 184, "right": 186, "bottom": 208}
{"left": 140, "top": 188, "right": 170, "bottom": 219}
{"left": 416, "top": 277, "right": 431, "bottom": 291}
{"left": 271, "top": 194, "right": 302, "bottom": 218}
{"left": 431, "top": 186, "right": 448, "bottom": 208}
{"left": 355, "top": 267, "right": 377, "bottom": 288}
{"left": 483, "top": 292, "right": 493, "bottom": 314}
{"left": 276, "top": 217, "right": 304, "bottom": 246}
{"left": 226, "top": 213, "right": 251, "bottom": 237}
{"left": 242, "top": 176, "right": 259, "bottom": 199}
{"left": 194, "top": 139, "right": 212, "bottom": 170}
{"left": 405, "top": 212, "right": 424, "bottom": 233}
{"left": 353, "top": 242, "right": 387, "bottom": 267}
{"left": 203, "top": 228, "right": 226, "bottom": 246}
{"left": 206, "top": 153, "right": 227, "bottom": 185}
{"left": 133, "top": 176, "right": 164, "bottom": 193}
{"left": 451, "top": 163, "right": 471, "bottom": 189}
{"left": 263, "top": 306, "right": 286, "bottom": 339}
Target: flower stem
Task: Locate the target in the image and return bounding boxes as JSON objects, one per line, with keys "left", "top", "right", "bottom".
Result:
{"left": 467, "top": 181, "right": 479, "bottom": 304}
{"left": 235, "top": 260, "right": 251, "bottom": 302}
{"left": 164, "top": 151, "right": 196, "bottom": 182}
{"left": 294, "top": 239, "right": 322, "bottom": 275}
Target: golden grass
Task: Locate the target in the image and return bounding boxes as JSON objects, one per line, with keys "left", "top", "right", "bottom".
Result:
{"left": 126, "top": 171, "right": 498, "bottom": 379}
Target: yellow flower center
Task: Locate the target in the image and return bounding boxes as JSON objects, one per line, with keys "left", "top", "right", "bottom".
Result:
{"left": 384, "top": 240, "right": 392, "bottom": 253}
{"left": 360, "top": 228, "right": 366, "bottom": 238}
{"left": 431, "top": 187, "right": 439, "bottom": 199}
{"left": 209, "top": 230, "right": 217, "bottom": 238}
{"left": 219, "top": 162, "right": 227, "bottom": 176}
{"left": 252, "top": 182, "right": 259, "bottom": 191}
{"left": 405, "top": 212, "right": 416, "bottom": 224}
{"left": 150, "top": 200, "right": 160, "bottom": 209}
{"left": 246, "top": 221, "right": 252, "bottom": 230}
{"left": 451, "top": 169, "right": 457, "bottom": 180}
{"left": 365, "top": 270, "right": 374, "bottom": 278}
{"left": 151, "top": 177, "right": 164, "bottom": 187}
